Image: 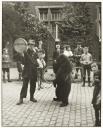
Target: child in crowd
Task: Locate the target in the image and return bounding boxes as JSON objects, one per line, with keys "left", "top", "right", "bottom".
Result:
{"left": 37, "top": 50, "right": 46, "bottom": 90}
{"left": 91, "top": 63, "right": 101, "bottom": 126}
{"left": 91, "top": 59, "right": 98, "bottom": 86}
{"left": 2, "top": 48, "right": 11, "bottom": 82}
{"left": 14, "top": 52, "right": 24, "bottom": 81}
{"left": 17, "top": 61, "right": 23, "bottom": 81}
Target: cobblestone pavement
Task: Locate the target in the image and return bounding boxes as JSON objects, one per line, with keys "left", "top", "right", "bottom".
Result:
{"left": 2, "top": 68, "right": 95, "bottom": 127}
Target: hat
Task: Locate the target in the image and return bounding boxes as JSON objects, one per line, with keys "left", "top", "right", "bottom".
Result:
{"left": 28, "top": 39, "right": 35, "bottom": 45}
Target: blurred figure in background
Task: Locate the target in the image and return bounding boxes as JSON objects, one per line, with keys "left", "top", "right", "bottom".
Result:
{"left": 2, "top": 48, "right": 11, "bottom": 82}
{"left": 38, "top": 40, "right": 45, "bottom": 58}
{"left": 14, "top": 52, "right": 23, "bottom": 81}
{"left": 74, "top": 43, "right": 83, "bottom": 79}
{"left": 66, "top": 45, "right": 73, "bottom": 57}
{"left": 80, "top": 47, "right": 93, "bottom": 87}
{"left": 91, "top": 59, "right": 98, "bottom": 86}
{"left": 37, "top": 50, "right": 46, "bottom": 90}
{"left": 63, "top": 45, "right": 70, "bottom": 57}
{"left": 17, "top": 60, "right": 23, "bottom": 81}
{"left": 91, "top": 64, "right": 101, "bottom": 126}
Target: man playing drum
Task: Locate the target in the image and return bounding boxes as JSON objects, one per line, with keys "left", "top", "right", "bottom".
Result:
{"left": 16, "top": 38, "right": 38, "bottom": 105}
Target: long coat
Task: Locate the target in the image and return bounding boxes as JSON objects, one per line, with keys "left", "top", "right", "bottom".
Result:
{"left": 20, "top": 49, "right": 38, "bottom": 81}
{"left": 54, "top": 54, "right": 72, "bottom": 103}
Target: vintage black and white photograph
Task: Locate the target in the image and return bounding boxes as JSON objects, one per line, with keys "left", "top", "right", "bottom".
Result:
{"left": 2, "top": 1, "right": 101, "bottom": 127}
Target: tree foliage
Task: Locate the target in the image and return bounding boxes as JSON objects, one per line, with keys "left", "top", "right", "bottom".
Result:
{"left": 2, "top": 2, "right": 53, "bottom": 48}
{"left": 2, "top": 3, "right": 25, "bottom": 47}
{"left": 58, "top": 2, "right": 93, "bottom": 47}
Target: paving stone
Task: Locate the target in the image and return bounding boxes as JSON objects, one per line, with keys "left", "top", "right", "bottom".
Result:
{"left": 2, "top": 70, "right": 95, "bottom": 127}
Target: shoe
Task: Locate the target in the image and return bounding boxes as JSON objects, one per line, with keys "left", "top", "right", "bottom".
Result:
{"left": 16, "top": 98, "right": 23, "bottom": 105}
{"left": 98, "top": 121, "right": 101, "bottom": 126}
{"left": 60, "top": 103, "right": 68, "bottom": 107}
{"left": 53, "top": 98, "right": 61, "bottom": 102}
{"left": 82, "top": 83, "right": 85, "bottom": 87}
{"left": 94, "top": 120, "right": 101, "bottom": 127}
{"left": 8, "top": 80, "right": 12, "bottom": 82}
{"left": 88, "top": 83, "right": 91, "bottom": 87}
{"left": 95, "top": 122, "right": 100, "bottom": 127}
{"left": 30, "top": 98, "right": 37, "bottom": 102}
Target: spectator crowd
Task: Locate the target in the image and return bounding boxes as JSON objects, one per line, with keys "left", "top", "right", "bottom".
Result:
{"left": 2, "top": 39, "right": 101, "bottom": 126}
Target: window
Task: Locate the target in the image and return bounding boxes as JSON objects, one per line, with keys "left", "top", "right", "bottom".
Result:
{"left": 51, "top": 9, "right": 61, "bottom": 20}
{"left": 49, "top": 23, "right": 56, "bottom": 38}
{"left": 39, "top": 9, "right": 48, "bottom": 21}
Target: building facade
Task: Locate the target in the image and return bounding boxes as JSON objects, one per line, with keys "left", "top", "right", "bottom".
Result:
{"left": 29, "top": 2, "right": 64, "bottom": 65}
{"left": 31, "top": 2, "right": 101, "bottom": 62}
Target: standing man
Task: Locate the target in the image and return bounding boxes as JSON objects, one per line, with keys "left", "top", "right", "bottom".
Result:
{"left": 80, "top": 47, "right": 93, "bottom": 87}
{"left": 17, "top": 39, "right": 38, "bottom": 105}
{"left": 53, "top": 45, "right": 60, "bottom": 62}
{"left": 53, "top": 44, "right": 61, "bottom": 88}
{"left": 74, "top": 42, "right": 83, "bottom": 79}
{"left": 53, "top": 44, "right": 61, "bottom": 72}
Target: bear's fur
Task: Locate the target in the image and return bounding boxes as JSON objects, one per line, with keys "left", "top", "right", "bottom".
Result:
{"left": 53, "top": 54, "right": 72, "bottom": 106}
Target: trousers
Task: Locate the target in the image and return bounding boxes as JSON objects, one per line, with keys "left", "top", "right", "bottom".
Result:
{"left": 82, "top": 64, "right": 91, "bottom": 83}
{"left": 20, "top": 77, "right": 36, "bottom": 99}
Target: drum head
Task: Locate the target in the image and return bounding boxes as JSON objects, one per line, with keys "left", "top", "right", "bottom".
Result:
{"left": 14, "top": 38, "right": 27, "bottom": 53}
{"left": 43, "top": 66, "right": 55, "bottom": 83}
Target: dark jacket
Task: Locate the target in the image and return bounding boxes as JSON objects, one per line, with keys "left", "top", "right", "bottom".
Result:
{"left": 53, "top": 51, "right": 60, "bottom": 61}
{"left": 92, "top": 71, "right": 101, "bottom": 109}
{"left": 21, "top": 49, "right": 38, "bottom": 80}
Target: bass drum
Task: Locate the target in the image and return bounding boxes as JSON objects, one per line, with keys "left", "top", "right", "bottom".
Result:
{"left": 14, "top": 38, "right": 28, "bottom": 54}
{"left": 43, "top": 66, "right": 56, "bottom": 84}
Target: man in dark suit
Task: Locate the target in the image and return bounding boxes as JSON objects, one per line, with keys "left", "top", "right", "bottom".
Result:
{"left": 17, "top": 39, "right": 38, "bottom": 105}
